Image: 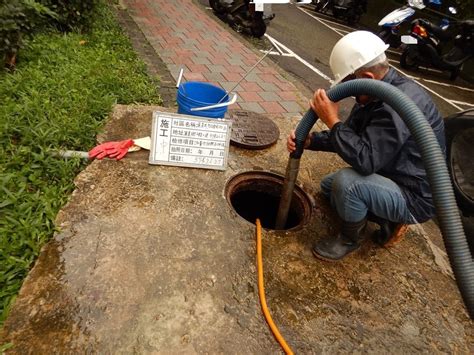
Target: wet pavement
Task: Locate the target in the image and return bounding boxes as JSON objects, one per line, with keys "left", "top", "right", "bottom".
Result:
{"left": 1, "top": 0, "right": 473, "bottom": 353}
{"left": 1, "top": 104, "right": 472, "bottom": 352}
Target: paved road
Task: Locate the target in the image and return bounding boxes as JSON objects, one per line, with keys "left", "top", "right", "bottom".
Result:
{"left": 199, "top": 2, "right": 474, "bottom": 117}
{"left": 271, "top": 4, "right": 474, "bottom": 117}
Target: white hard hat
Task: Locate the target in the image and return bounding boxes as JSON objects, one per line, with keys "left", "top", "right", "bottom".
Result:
{"left": 329, "top": 31, "right": 389, "bottom": 86}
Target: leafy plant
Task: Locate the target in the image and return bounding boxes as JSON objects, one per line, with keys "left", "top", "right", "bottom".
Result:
{"left": 0, "top": 1, "right": 161, "bottom": 325}
{"left": 39, "top": 0, "right": 98, "bottom": 32}
{"left": 0, "top": 0, "right": 56, "bottom": 68}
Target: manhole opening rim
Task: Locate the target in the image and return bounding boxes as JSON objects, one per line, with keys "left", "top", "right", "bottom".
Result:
{"left": 224, "top": 170, "right": 314, "bottom": 231}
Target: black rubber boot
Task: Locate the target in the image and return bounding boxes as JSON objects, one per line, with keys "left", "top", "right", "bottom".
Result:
{"left": 312, "top": 219, "right": 367, "bottom": 261}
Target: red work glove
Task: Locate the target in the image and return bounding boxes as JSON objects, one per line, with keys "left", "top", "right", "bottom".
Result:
{"left": 88, "top": 139, "right": 135, "bottom": 160}
{"left": 106, "top": 139, "right": 135, "bottom": 160}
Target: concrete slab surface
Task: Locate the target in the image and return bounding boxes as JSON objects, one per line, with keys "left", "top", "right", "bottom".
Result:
{"left": 1, "top": 105, "right": 472, "bottom": 353}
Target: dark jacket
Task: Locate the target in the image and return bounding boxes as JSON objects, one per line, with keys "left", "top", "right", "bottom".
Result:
{"left": 308, "top": 68, "right": 446, "bottom": 223}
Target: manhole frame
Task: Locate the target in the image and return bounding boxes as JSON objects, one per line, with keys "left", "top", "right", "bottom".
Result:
{"left": 224, "top": 170, "right": 314, "bottom": 231}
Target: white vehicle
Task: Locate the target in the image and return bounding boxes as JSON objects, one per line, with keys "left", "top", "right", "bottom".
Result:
{"left": 378, "top": 0, "right": 437, "bottom": 48}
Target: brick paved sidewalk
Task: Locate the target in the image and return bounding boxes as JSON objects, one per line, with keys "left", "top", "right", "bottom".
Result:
{"left": 124, "top": 0, "right": 306, "bottom": 116}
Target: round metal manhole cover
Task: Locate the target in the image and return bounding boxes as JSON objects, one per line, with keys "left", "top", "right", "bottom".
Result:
{"left": 228, "top": 110, "right": 280, "bottom": 150}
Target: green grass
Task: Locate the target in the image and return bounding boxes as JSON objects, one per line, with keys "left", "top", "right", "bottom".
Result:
{"left": 0, "top": 2, "right": 161, "bottom": 325}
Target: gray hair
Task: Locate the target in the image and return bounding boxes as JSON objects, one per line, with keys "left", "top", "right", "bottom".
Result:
{"left": 356, "top": 53, "right": 389, "bottom": 75}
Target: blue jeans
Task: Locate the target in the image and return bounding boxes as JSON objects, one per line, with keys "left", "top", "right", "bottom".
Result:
{"left": 320, "top": 168, "right": 415, "bottom": 224}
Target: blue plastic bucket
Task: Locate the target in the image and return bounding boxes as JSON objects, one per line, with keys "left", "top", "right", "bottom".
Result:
{"left": 177, "top": 82, "right": 235, "bottom": 119}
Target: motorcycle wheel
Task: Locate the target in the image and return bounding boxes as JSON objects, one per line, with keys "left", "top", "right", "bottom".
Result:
{"left": 400, "top": 46, "right": 420, "bottom": 70}
{"left": 378, "top": 29, "right": 400, "bottom": 49}
{"left": 449, "top": 65, "right": 462, "bottom": 81}
{"left": 314, "top": 0, "right": 325, "bottom": 12}
{"left": 346, "top": 12, "right": 361, "bottom": 26}
{"left": 251, "top": 17, "right": 266, "bottom": 38}
{"left": 209, "top": 0, "right": 226, "bottom": 15}
{"left": 332, "top": 8, "right": 343, "bottom": 19}
{"left": 444, "top": 109, "right": 474, "bottom": 216}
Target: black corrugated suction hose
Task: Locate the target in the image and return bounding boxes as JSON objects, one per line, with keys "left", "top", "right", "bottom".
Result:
{"left": 287, "top": 78, "right": 473, "bottom": 318}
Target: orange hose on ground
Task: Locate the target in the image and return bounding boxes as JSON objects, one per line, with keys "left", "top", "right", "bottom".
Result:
{"left": 256, "top": 219, "right": 294, "bottom": 355}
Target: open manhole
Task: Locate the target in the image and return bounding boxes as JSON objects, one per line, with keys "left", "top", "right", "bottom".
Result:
{"left": 225, "top": 171, "right": 313, "bottom": 230}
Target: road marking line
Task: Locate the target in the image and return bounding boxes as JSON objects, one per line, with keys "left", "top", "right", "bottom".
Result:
{"left": 422, "top": 79, "right": 474, "bottom": 92}
{"left": 390, "top": 66, "right": 463, "bottom": 110}
{"left": 387, "top": 59, "right": 444, "bottom": 74}
{"left": 266, "top": 35, "right": 287, "bottom": 55}
{"left": 300, "top": 6, "right": 355, "bottom": 30}
{"left": 261, "top": 50, "right": 281, "bottom": 55}
{"left": 387, "top": 49, "right": 401, "bottom": 55}
{"left": 419, "top": 67, "right": 444, "bottom": 74}
{"left": 260, "top": 50, "right": 294, "bottom": 57}
{"left": 449, "top": 100, "right": 474, "bottom": 107}
{"left": 336, "top": 29, "right": 350, "bottom": 35}
{"left": 298, "top": 7, "right": 346, "bottom": 36}
{"left": 391, "top": 67, "right": 464, "bottom": 110}
{"left": 387, "top": 60, "right": 474, "bottom": 92}
{"left": 264, "top": 34, "right": 333, "bottom": 82}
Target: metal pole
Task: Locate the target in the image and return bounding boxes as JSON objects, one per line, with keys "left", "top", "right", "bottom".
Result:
{"left": 217, "top": 45, "right": 274, "bottom": 104}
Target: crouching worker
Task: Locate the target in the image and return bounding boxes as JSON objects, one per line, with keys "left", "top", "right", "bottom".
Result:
{"left": 287, "top": 31, "right": 446, "bottom": 261}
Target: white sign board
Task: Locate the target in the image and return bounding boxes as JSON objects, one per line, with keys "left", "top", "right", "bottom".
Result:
{"left": 149, "top": 111, "right": 232, "bottom": 171}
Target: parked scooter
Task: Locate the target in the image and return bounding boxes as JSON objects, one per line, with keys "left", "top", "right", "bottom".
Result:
{"left": 378, "top": 0, "right": 432, "bottom": 48}
{"left": 210, "top": 0, "right": 268, "bottom": 37}
{"left": 400, "top": 17, "right": 474, "bottom": 80}
{"left": 209, "top": 0, "right": 311, "bottom": 37}
{"left": 312, "top": 0, "right": 367, "bottom": 26}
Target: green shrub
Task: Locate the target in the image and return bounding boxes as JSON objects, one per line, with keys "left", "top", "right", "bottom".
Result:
{"left": 39, "top": 0, "right": 98, "bottom": 32}
{"left": 0, "top": 1, "right": 161, "bottom": 324}
{"left": 0, "top": 0, "right": 55, "bottom": 68}
{"left": 0, "top": 0, "right": 97, "bottom": 69}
